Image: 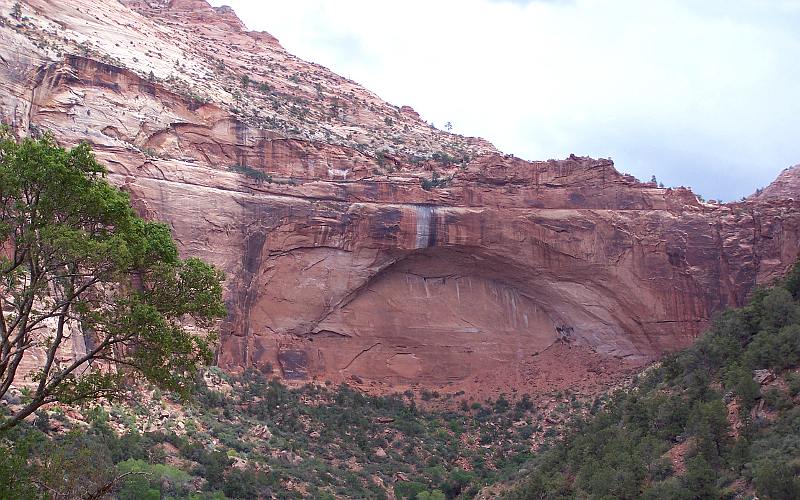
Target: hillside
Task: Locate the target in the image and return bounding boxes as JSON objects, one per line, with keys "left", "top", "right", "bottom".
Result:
{"left": 504, "top": 260, "right": 800, "bottom": 499}
{"left": 0, "top": 366, "right": 601, "bottom": 498}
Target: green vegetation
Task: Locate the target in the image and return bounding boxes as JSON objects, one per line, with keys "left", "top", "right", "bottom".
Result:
{"left": 421, "top": 172, "right": 452, "bottom": 191}
{"left": 139, "top": 146, "right": 158, "bottom": 159}
{"left": 0, "top": 130, "right": 225, "bottom": 431}
{"left": 1, "top": 371, "right": 546, "bottom": 498}
{"left": 431, "top": 151, "right": 457, "bottom": 167}
{"left": 228, "top": 164, "right": 272, "bottom": 183}
{"left": 227, "top": 165, "right": 300, "bottom": 186}
{"left": 10, "top": 2, "right": 22, "bottom": 21}
{"left": 507, "top": 259, "right": 800, "bottom": 499}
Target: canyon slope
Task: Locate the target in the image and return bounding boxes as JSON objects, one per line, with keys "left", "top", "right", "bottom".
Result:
{"left": 1, "top": 0, "right": 798, "bottom": 393}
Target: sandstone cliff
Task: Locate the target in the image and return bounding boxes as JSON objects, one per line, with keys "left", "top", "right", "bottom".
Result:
{"left": 751, "top": 165, "right": 800, "bottom": 202}
{"left": 1, "top": 0, "right": 798, "bottom": 392}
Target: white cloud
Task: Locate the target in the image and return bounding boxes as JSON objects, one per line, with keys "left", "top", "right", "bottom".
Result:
{"left": 210, "top": 0, "right": 800, "bottom": 200}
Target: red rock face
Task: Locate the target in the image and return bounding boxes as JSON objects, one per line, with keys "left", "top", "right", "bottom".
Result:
{"left": 211, "top": 164, "right": 798, "bottom": 384}
{"left": 751, "top": 165, "right": 800, "bottom": 201}
{"left": 1, "top": 0, "right": 798, "bottom": 391}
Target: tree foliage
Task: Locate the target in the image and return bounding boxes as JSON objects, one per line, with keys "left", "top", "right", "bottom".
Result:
{"left": 507, "top": 258, "right": 800, "bottom": 499}
{"left": 0, "top": 129, "right": 225, "bottom": 431}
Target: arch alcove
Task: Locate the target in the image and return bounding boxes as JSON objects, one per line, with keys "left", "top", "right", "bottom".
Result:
{"left": 294, "top": 246, "right": 647, "bottom": 383}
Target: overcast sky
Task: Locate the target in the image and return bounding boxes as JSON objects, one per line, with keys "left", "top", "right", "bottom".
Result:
{"left": 209, "top": 0, "right": 800, "bottom": 200}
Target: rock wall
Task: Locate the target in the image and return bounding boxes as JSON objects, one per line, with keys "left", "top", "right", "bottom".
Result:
{"left": 0, "top": 0, "right": 798, "bottom": 389}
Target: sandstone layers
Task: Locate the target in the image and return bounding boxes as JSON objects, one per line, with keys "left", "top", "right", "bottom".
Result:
{"left": 1, "top": 0, "right": 798, "bottom": 388}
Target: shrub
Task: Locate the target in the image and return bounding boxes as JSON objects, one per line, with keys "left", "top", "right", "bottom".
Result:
{"left": 117, "top": 459, "right": 193, "bottom": 499}
{"left": 746, "top": 324, "right": 800, "bottom": 370}
{"left": 431, "top": 151, "right": 456, "bottom": 166}
{"left": 681, "top": 455, "right": 719, "bottom": 499}
{"left": 763, "top": 387, "right": 793, "bottom": 412}
{"left": 416, "top": 490, "right": 446, "bottom": 500}
{"left": 222, "top": 468, "right": 274, "bottom": 499}
{"left": 752, "top": 459, "right": 800, "bottom": 499}
{"left": 0, "top": 441, "right": 32, "bottom": 499}
{"left": 10, "top": 3, "right": 22, "bottom": 20}
{"left": 728, "top": 365, "right": 760, "bottom": 412}
{"left": 420, "top": 172, "right": 451, "bottom": 190}
{"left": 228, "top": 164, "right": 272, "bottom": 183}
{"left": 395, "top": 481, "right": 427, "bottom": 499}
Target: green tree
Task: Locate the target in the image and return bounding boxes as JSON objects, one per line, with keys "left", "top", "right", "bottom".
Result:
{"left": 746, "top": 324, "right": 800, "bottom": 370}
{"left": 442, "top": 468, "right": 475, "bottom": 497}
{"left": 0, "top": 130, "right": 226, "bottom": 431}
{"left": 728, "top": 364, "right": 760, "bottom": 412}
{"left": 688, "top": 400, "right": 730, "bottom": 464}
{"left": 758, "top": 287, "right": 800, "bottom": 331}
{"left": 681, "top": 455, "right": 719, "bottom": 499}
{"left": 222, "top": 468, "right": 275, "bottom": 499}
{"left": 10, "top": 2, "right": 22, "bottom": 20}
{"left": 417, "top": 490, "right": 446, "bottom": 500}
{"left": 752, "top": 459, "right": 800, "bottom": 499}
{"left": 0, "top": 439, "right": 34, "bottom": 499}
{"left": 395, "top": 481, "right": 427, "bottom": 499}
{"left": 785, "top": 260, "right": 800, "bottom": 299}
